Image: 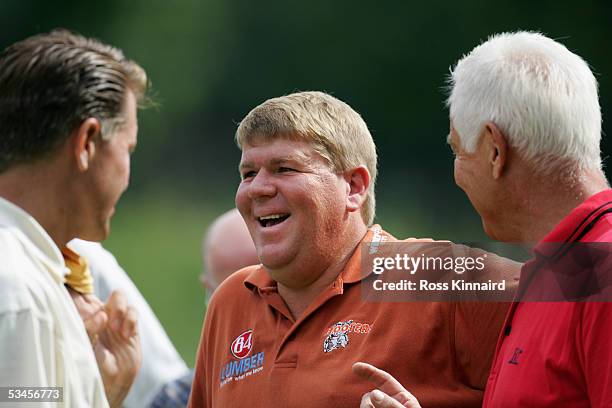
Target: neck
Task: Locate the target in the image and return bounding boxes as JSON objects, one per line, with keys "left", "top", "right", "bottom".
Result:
{"left": 0, "top": 159, "right": 75, "bottom": 248}
{"left": 494, "top": 166, "right": 609, "bottom": 244}
{"left": 277, "top": 220, "right": 368, "bottom": 320}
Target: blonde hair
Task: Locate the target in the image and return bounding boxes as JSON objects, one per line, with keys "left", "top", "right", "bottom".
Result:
{"left": 236, "top": 91, "right": 377, "bottom": 225}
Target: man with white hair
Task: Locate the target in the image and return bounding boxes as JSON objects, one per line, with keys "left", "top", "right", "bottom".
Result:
{"left": 356, "top": 31, "right": 612, "bottom": 408}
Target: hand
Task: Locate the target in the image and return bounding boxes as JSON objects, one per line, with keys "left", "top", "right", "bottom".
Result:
{"left": 69, "top": 288, "right": 141, "bottom": 408}
{"left": 353, "top": 362, "right": 421, "bottom": 408}
{"left": 95, "top": 290, "right": 141, "bottom": 408}
{"left": 67, "top": 287, "right": 108, "bottom": 345}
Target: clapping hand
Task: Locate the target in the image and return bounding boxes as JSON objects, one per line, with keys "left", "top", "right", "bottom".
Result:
{"left": 69, "top": 288, "right": 141, "bottom": 408}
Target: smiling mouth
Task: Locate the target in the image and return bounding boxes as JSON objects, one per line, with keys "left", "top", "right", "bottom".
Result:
{"left": 258, "top": 213, "right": 290, "bottom": 228}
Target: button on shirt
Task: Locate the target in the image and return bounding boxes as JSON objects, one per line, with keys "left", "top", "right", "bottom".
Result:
{"left": 0, "top": 197, "right": 108, "bottom": 407}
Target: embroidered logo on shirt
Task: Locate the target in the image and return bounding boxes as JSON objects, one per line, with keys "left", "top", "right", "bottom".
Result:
{"left": 323, "top": 320, "right": 372, "bottom": 353}
{"left": 220, "top": 330, "right": 265, "bottom": 388}
{"left": 231, "top": 329, "right": 254, "bottom": 359}
{"left": 508, "top": 347, "right": 523, "bottom": 365}
{"left": 219, "top": 352, "right": 265, "bottom": 387}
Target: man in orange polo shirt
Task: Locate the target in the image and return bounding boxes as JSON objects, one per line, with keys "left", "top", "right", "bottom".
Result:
{"left": 188, "top": 91, "right": 517, "bottom": 407}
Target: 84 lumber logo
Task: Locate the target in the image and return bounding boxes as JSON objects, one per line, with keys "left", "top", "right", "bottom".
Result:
{"left": 220, "top": 329, "right": 265, "bottom": 386}
{"left": 231, "top": 329, "right": 253, "bottom": 359}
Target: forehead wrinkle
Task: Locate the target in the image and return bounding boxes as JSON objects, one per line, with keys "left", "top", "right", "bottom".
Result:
{"left": 270, "top": 151, "right": 311, "bottom": 166}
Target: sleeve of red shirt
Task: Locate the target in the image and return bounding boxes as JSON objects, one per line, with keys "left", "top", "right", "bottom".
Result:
{"left": 579, "top": 302, "right": 612, "bottom": 408}
{"left": 454, "top": 301, "right": 510, "bottom": 389}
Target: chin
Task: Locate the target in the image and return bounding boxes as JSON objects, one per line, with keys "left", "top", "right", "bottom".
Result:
{"left": 260, "top": 256, "right": 287, "bottom": 270}
{"left": 481, "top": 218, "right": 501, "bottom": 241}
{"left": 258, "top": 248, "right": 293, "bottom": 270}
{"left": 255, "top": 239, "right": 278, "bottom": 256}
{"left": 100, "top": 225, "right": 111, "bottom": 241}
{"left": 81, "top": 222, "right": 110, "bottom": 242}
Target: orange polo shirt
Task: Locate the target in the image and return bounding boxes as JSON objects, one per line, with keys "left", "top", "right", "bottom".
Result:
{"left": 189, "top": 226, "right": 516, "bottom": 407}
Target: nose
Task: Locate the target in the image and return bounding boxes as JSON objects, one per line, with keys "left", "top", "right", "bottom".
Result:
{"left": 247, "top": 169, "right": 277, "bottom": 199}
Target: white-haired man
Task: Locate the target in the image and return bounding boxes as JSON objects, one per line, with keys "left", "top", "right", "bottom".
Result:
{"left": 356, "top": 31, "right": 612, "bottom": 408}
{"left": 189, "top": 91, "right": 518, "bottom": 407}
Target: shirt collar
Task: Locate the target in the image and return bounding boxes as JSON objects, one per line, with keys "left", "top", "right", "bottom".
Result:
{"left": 534, "top": 188, "right": 612, "bottom": 257}
{"left": 341, "top": 225, "right": 395, "bottom": 283}
{"left": 0, "top": 196, "right": 66, "bottom": 282}
{"left": 243, "top": 264, "right": 274, "bottom": 292}
{"left": 243, "top": 225, "right": 395, "bottom": 291}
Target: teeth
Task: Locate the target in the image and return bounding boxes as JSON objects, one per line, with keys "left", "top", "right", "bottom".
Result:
{"left": 259, "top": 214, "right": 285, "bottom": 221}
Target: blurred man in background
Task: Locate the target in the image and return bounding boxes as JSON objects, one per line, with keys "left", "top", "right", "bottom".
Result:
{"left": 0, "top": 30, "right": 147, "bottom": 407}
{"left": 151, "top": 208, "right": 259, "bottom": 407}
{"left": 357, "top": 31, "right": 612, "bottom": 408}
{"left": 200, "top": 208, "right": 259, "bottom": 302}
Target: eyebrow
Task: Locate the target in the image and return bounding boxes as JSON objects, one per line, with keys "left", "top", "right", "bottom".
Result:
{"left": 239, "top": 153, "right": 310, "bottom": 171}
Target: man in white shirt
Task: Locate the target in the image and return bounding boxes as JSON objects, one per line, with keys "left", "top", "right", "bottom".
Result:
{"left": 0, "top": 30, "right": 148, "bottom": 407}
{"left": 69, "top": 239, "right": 191, "bottom": 407}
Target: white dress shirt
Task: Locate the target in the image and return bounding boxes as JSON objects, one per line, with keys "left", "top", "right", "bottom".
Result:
{"left": 0, "top": 197, "right": 108, "bottom": 407}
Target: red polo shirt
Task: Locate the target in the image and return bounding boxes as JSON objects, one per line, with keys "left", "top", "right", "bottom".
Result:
{"left": 189, "top": 226, "right": 516, "bottom": 408}
{"left": 483, "top": 189, "right": 612, "bottom": 407}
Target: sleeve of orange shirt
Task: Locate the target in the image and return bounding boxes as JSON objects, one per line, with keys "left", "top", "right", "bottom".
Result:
{"left": 451, "top": 245, "right": 519, "bottom": 390}
{"left": 454, "top": 300, "right": 510, "bottom": 389}
{"left": 188, "top": 313, "right": 210, "bottom": 408}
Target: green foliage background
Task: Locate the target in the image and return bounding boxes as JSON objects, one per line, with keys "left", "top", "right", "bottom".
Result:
{"left": 2, "top": 0, "right": 611, "bottom": 365}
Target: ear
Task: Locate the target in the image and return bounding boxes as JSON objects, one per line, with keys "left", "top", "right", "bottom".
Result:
{"left": 483, "top": 122, "right": 508, "bottom": 179}
{"left": 73, "top": 118, "right": 101, "bottom": 172}
{"left": 344, "top": 166, "right": 371, "bottom": 213}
